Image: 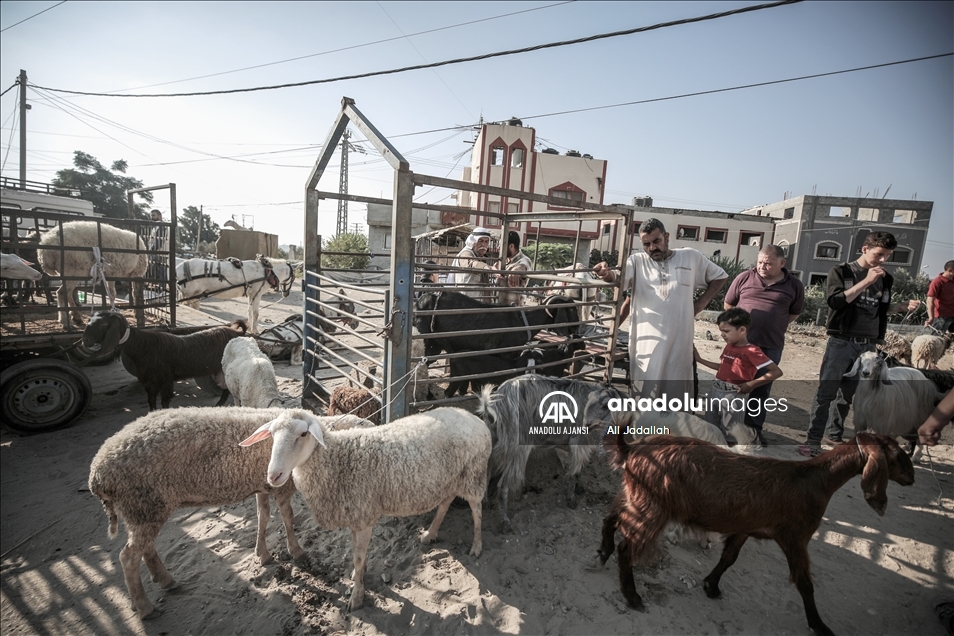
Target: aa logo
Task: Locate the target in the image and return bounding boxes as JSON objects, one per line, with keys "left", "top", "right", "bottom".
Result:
{"left": 539, "top": 391, "right": 578, "bottom": 425}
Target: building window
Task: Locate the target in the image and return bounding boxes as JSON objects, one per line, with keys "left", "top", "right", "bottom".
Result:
{"left": 888, "top": 249, "right": 909, "bottom": 264}
{"left": 548, "top": 183, "right": 585, "bottom": 210}
{"left": 858, "top": 207, "right": 879, "bottom": 221}
{"left": 485, "top": 201, "right": 501, "bottom": 226}
{"left": 783, "top": 207, "right": 795, "bottom": 220}
{"left": 740, "top": 232, "right": 762, "bottom": 247}
{"left": 485, "top": 216, "right": 501, "bottom": 227}
{"left": 632, "top": 221, "right": 642, "bottom": 234}
{"left": 507, "top": 202, "right": 518, "bottom": 215}
{"left": 809, "top": 273, "right": 828, "bottom": 287}
{"left": 550, "top": 190, "right": 584, "bottom": 204}
{"left": 491, "top": 147, "right": 505, "bottom": 166}
{"left": 828, "top": 206, "right": 851, "bottom": 217}
{"left": 705, "top": 228, "right": 727, "bottom": 243}
{"left": 603, "top": 224, "right": 611, "bottom": 235}
{"left": 815, "top": 242, "right": 840, "bottom": 260}
{"left": 676, "top": 226, "right": 699, "bottom": 241}
{"left": 384, "top": 232, "right": 392, "bottom": 250}
{"left": 511, "top": 148, "right": 525, "bottom": 169}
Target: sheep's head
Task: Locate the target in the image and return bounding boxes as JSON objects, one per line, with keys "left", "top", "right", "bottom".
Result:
{"left": 239, "top": 409, "right": 327, "bottom": 487}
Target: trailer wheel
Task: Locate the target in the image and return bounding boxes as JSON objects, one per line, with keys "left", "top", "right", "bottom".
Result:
{"left": 0, "top": 359, "right": 93, "bottom": 434}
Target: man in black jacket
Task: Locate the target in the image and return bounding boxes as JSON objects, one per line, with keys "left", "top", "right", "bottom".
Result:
{"left": 798, "top": 231, "right": 920, "bottom": 457}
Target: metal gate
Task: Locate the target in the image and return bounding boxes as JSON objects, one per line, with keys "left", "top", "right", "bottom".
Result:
{"left": 302, "top": 98, "right": 633, "bottom": 422}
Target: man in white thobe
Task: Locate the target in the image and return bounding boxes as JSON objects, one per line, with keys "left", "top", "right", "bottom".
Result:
{"left": 595, "top": 218, "right": 727, "bottom": 399}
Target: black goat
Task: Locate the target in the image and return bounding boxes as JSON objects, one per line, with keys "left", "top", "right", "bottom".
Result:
{"left": 444, "top": 340, "right": 582, "bottom": 398}
{"left": 82, "top": 311, "right": 247, "bottom": 409}
{"left": 414, "top": 290, "right": 579, "bottom": 359}
{"left": 882, "top": 353, "right": 954, "bottom": 394}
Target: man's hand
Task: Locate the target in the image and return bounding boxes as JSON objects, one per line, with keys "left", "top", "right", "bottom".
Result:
{"left": 593, "top": 261, "right": 615, "bottom": 282}
{"left": 864, "top": 266, "right": 887, "bottom": 284}
{"left": 925, "top": 317, "right": 935, "bottom": 327}
{"left": 905, "top": 299, "right": 921, "bottom": 312}
{"left": 736, "top": 382, "right": 755, "bottom": 395}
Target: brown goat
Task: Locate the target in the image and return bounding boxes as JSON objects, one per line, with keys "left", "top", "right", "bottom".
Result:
{"left": 597, "top": 429, "right": 915, "bottom": 636}
{"left": 328, "top": 386, "right": 381, "bottom": 425}
{"left": 82, "top": 311, "right": 247, "bottom": 410}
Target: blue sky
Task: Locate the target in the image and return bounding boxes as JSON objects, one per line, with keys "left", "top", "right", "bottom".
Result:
{"left": 1, "top": 1, "right": 951, "bottom": 272}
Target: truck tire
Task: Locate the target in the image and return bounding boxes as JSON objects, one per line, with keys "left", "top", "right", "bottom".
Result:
{"left": 0, "top": 359, "right": 93, "bottom": 434}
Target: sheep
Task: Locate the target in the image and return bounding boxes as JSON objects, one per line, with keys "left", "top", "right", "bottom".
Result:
{"left": 476, "top": 377, "right": 626, "bottom": 533}
{"left": 37, "top": 220, "right": 148, "bottom": 330}
{"left": 328, "top": 385, "right": 381, "bottom": 425}
{"left": 222, "top": 337, "right": 297, "bottom": 408}
{"left": 1, "top": 252, "right": 43, "bottom": 280}
{"left": 88, "top": 406, "right": 373, "bottom": 619}
{"left": 912, "top": 333, "right": 952, "bottom": 370}
{"left": 82, "top": 310, "right": 247, "bottom": 410}
{"left": 880, "top": 329, "right": 912, "bottom": 365}
{"left": 845, "top": 350, "right": 940, "bottom": 460}
{"left": 596, "top": 428, "right": 914, "bottom": 636}
{"left": 239, "top": 407, "right": 491, "bottom": 611}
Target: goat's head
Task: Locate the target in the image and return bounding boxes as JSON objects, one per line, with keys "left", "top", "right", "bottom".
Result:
{"left": 846, "top": 351, "right": 890, "bottom": 385}
{"left": 856, "top": 432, "right": 915, "bottom": 516}
{"left": 82, "top": 311, "right": 128, "bottom": 355}
{"left": 542, "top": 296, "right": 580, "bottom": 336}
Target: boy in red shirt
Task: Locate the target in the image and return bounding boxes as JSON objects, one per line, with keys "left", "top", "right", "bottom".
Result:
{"left": 694, "top": 308, "right": 783, "bottom": 446}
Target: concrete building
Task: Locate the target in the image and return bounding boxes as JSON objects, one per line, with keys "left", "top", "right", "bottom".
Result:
{"left": 594, "top": 198, "right": 776, "bottom": 268}
{"left": 739, "top": 195, "right": 933, "bottom": 286}
{"left": 455, "top": 119, "right": 607, "bottom": 264}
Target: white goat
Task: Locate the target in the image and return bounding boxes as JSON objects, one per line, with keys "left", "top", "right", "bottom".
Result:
{"left": 38, "top": 221, "right": 148, "bottom": 330}
{"left": 88, "top": 406, "right": 372, "bottom": 618}
{"left": 912, "top": 333, "right": 952, "bottom": 370}
{"left": 1, "top": 253, "right": 43, "bottom": 280}
{"left": 240, "top": 407, "right": 491, "bottom": 611}
{"left": 846, "top": 351, "right": 940, "bottom": 460}
{"left": 222, "top": 337, "right": 291, "bottom": 408}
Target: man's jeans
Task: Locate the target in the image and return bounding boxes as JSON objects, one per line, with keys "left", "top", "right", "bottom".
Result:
{"left": 806, "top": 337, "right": 875, "bottom": 444}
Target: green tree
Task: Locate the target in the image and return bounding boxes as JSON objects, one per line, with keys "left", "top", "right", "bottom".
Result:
{"left": 322, "top": 233, "right": 370, "bottom": 269}
{"left": 588, "top": 248, "right": 619, "bottom": 268}
{"left": 177, "top": 206, "right": 220, "bottom": 252}
{"left": 696, "top": 255, "right": 750, "bottom": 312}
{"left": 524, "top": 242, "right": 573, "bottom": 271}
{"left": 52, "top": 151, "right": 152, "bottom": 218}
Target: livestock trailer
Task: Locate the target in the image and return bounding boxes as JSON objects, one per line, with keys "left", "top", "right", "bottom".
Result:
{"left": 0, "top": 184, "right": 180, "bottom": 433}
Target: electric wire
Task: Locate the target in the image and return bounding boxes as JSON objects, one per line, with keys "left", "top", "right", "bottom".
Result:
{"left": 29, "top": 1, "right": 802, "bottom": 98}
{"left": 0, "top": 1, "right": 67, "bottom": 33}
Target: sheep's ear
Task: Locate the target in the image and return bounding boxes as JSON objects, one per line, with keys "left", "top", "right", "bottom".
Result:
{"left": 306, "top": 418, "right": 327, "bottom": 447}
{"left": 860, "top": 439, "right": 889, "bottom": 516}
{"left": 843, "top": 358, "right": 860, "bottom": 377}
{"left": 239, "top": 422, "right": 273, "bottom": 447}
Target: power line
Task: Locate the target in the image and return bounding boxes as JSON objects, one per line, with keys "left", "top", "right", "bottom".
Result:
{"left": 108, "top": 1, "right": 576, "bottom": 92}
{"left": 0, "top": 1, "right": 67, "bottom": 33}
{"left": 30, "top": 1, "right": 802, "bottom": 98}
{"left": 520, "top": 52, "right": 954, "bottom": 121}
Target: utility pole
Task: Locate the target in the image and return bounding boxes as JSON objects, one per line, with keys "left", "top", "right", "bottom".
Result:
{"left": 195, "top": 205, "right": 203, "bottom": 252}
{"left": 19, "top": 69, "right": 28, "bottom": 188}
{"left": 336, "top": 129, "right": 366, "bottom": 236}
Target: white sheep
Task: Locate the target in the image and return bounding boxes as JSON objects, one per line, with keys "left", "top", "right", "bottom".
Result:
{"left": 912, "top": 333, "right": 952, "bottom": 370}
{"left": 846, "top": 350, "right": 940, "bottom": 460}
{"left": 38, "top": 220, "right": 148, "bottom": 330}
{"left": 89, "top": 407, "right": 371, "bottom": 619}
{"left": 1, "top": 252, "right": 43, "bottom": 280}
{"left": 222, "top": 337, "right": 292, "bottom": 408}
{"left": 239, "top": 407, "right": 491, "bottom": 611}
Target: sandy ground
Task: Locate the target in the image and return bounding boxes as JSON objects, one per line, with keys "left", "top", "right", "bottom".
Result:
{"left": 2, "top": 290, "right": 952, "bottom": 636}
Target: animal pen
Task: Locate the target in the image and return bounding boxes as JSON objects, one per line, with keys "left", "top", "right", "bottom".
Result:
{"left": 303, "top": 98, "right": 634, "bottom": 421}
